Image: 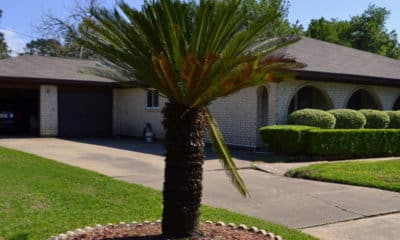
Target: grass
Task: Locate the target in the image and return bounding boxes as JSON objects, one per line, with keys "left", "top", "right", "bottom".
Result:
{"left": 286, "top": 160, "right": 400, "bottom": 192}
{"left": 0, "top": 147, "right": 317, "bottom": 240}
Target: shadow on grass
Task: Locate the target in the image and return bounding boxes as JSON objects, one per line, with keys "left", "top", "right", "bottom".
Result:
{"left": 9, "top": 233, "right": 29, "bottom": 240}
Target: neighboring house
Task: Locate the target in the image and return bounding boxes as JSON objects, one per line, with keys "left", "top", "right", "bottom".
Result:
{"left": 1, "top": 37, "right": 400, "bottom": 149}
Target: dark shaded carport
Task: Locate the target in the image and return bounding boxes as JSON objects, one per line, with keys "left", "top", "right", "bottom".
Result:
{"left": 0, "top": 83, "right": 39, "bottom": 136}
{"left": 0, "top": 55, "right": 117, "bottom": 137}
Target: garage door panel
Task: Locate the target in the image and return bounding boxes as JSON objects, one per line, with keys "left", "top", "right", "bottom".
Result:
{"left": 58, "top": 87, "right": 112, "bottom": 137}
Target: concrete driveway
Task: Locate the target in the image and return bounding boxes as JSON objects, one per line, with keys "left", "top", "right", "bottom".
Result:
{"left": 0, "top": 138, "right": 399, "bottom": 240}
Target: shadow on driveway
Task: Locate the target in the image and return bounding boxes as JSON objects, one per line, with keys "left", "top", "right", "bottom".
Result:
{"left": 63, "top": 137, "right": 271, "bottom": 162}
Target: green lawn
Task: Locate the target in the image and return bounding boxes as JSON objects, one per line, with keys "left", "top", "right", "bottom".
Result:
{"left": 0, "top": 147, "right": 316, "bottom": 240}
{"left": 286, "top": 160, "right": 400, "bottom": 192}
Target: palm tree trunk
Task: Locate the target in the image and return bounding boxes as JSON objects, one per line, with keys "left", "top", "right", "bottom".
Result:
{"left": 161, "top": 100, "right": 208, "bottom": 239}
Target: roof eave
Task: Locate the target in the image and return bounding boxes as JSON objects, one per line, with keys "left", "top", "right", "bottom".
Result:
{"left": 296, "top": 70, "right": 400, "bottom": 87}
{"left": 0, "top": 76, "right": 116, "bottom": 87}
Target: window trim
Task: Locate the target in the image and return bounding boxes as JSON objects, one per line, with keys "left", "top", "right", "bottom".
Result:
{"left": 146, "top": 89, "right": 160, "bottom": 109}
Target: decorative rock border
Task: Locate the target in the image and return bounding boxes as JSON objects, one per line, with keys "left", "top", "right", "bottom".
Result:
{"left": 48, "top": 220, "right": 283, "bottom": 240}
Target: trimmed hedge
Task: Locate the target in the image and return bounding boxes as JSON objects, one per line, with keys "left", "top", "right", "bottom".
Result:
{"left": 259, "top": 125, "right": 317, "bottom": 154}
{"left": 359, "top": 109, "right": 390, "bottom": 129}
{"left": 288, "top": 109, "right": 336, "bottom": 129}
{"left": 307, "top": 129, "right": 400, "bottom": 157}
{"left": 329, "top": 109, "right": 366, "bottom": 129}
{"left": 260, "top": 126, "right": 400, "bottom": 158}
{"left": 386, "top": 111, "right": 400, "bottom": 128}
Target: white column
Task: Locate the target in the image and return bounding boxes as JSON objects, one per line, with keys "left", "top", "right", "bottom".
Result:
{"left": 40, "top": 85, "right": 58, "bottom": 136}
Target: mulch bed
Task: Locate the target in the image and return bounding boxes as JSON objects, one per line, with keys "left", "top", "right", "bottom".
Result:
{"left": 67, "top": 223, "right": 274, "bottom": 240}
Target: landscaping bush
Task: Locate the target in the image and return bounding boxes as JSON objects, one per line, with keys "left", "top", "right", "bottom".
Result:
{"left": 359, "top": 109, "right": 390, "bottom": 129}
{"left": 288, "top": 109, "right": 336, "bottom": 129}
{"left": 260, "top": 125, "right": 400, "bottom": 158}
{"left": 386, "top": 111, "right": 400, "bottom": 128}
{"left": 306, "top": 129, "right": 400, "bottom": 158}
{"left": 329, "top": 109, "right": 366, "bottom": 129}
{"left": 259, "top": 125, "right": 316, "bottom": 154}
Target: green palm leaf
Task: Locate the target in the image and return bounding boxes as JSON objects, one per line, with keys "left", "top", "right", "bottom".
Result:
{"left": 207, "top": 108, "right": 249, "bottom": 197}
{"left": 79, "top": 0, "right": 305, "bottom": 199}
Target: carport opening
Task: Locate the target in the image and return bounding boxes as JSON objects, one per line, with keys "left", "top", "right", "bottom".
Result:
{"left": 393, "top": 96, "right": 400, "bottom": 110}
{"left": 346, "top": 89, "right": 381, "bottom": 110}
{"left": 0, "top": 88, "right": 39, "bottom": 136}
{"left": 288, "top": 86, "right": 333, "bottom": 114}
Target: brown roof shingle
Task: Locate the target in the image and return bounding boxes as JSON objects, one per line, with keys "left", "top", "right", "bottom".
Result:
{"left": 281, "top": 37, "right": 400, "bottom": 83}
{"left": 0, "top": 55, "right": 115, "bottom": 84}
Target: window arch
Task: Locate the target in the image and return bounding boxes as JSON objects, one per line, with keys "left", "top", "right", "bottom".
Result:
{"left": 346, "top": 89, "right": 381, "bottom": 110}
{"left": 288, "top": 86, "right": 333, "bottom": 114}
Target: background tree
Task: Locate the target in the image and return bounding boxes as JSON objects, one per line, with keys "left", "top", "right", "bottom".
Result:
{"left": 306, "top": 18, "right": 350, "bottom": 45}
{"left": 79, "top": 0, "right": 302, "bottom": 238}
{"left": 24, "top": 38, "right": 64, "bottom": 56}
{"left": 0, "top": 10, "right": 10, "bottom": 59}
{"left": 305, "top": 4, "right": 400, "bottom": 59}
{"left": 343, "top": 5, "right": 400, "bottom": 58}
{"left": 36, "top": 0, "right": 101, "bottom": 58}
{"left": 242, "top": 0, "right": 303, "bottom": 36}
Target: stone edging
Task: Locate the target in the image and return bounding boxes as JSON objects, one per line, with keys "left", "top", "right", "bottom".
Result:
{"left": 48, "top": 220, "right": 283, "bottom": 240}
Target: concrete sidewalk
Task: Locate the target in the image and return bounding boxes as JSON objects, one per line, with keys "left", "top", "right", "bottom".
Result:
{"left": 0, "top": 138, "right": 399, "bottom": 240}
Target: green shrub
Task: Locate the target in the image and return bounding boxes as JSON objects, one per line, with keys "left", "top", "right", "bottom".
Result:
{"left": 359, "top": 109, "right": 390, "bottom": 129}
{"left": 260, "top": 125, "right": 400, "bottom": 158}
{"left": 288, "top": 109, "right": 336, "bottom": 129}
{"left": 329, "top": 109, "right": 366, "bottom": 129}
{"left": 385, "top": 111, "right": 400, "bottom": 128}
{"left": 259, "top": 125, "right": 317, "bottom": 154}
{"left": 306, "top": 129, "right": 400, "bottom": 158}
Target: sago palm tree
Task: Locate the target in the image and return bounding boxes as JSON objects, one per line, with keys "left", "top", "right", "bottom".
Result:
{"left": 79, "top": 0, "right": 303, "bottom": 238}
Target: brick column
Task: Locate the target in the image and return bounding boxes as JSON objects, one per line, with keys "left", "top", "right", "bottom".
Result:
{"left": 267, "top": 82, "right": 278, "bottom": 125}
{"left": 40, "top": 85, "right": 58, "bottom": 136}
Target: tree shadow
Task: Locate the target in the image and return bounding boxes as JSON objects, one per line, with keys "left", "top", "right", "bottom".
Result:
{"left": 8, "top": 233, "right": 29, "bottom": 240}
{"left": 62, "top": 137, "right": 267, "bottom": 162}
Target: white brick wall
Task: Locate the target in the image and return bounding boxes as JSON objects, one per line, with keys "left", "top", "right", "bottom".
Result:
{"left": 113, "top": 88, "right": 167, "bottom": 139}
{"left": 40, "top": 85, "right": 58, "bottom": 136}
{"left": 209, "top": 87, "right": 259, "bottom": 148}
{"left": 114, "top": 87, "right": 260, "bottom": 147}
{"left": 274, "top": 80, "right": 400, "bottom": 124}
{"left": 113, "top": 80, "right": 400, "bottom": 148}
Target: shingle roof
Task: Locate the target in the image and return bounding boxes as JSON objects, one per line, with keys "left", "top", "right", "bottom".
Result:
{"left": 0, "top": 55, "right": 115, "bottom": 83}
{"left": 2, "top": 38, "right": 400, "bottom": 86}
{"left": 280, "top": 37, "right": 400, "bottom": 82}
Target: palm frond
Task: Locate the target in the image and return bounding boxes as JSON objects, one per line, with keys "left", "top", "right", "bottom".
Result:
{"left": 79, "top": 0, "right": 306, "bottom": 198}
{"left": 207, "top": 108, "right": 249, "bottom": 197}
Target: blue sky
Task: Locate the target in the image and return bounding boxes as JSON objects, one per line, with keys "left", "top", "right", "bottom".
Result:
{"left": 1, "top": 0, "right": 399, "bottom": 55}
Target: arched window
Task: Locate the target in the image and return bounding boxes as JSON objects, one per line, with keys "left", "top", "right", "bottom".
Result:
{"left": 393, "top": 97, "right": 400, "bottom": 110}
{"left": 346, "top": 89, "right": 380, "bottom": 110}
{"left": 257, "top": 87, "right": 269, "bottom": 127}
{"left": 288, "top": 86, "right": 332, "bottom": 114}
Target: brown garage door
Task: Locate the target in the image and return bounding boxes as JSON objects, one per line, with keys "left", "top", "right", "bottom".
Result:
{"left": 58, "top": 86, "right": 112, "bottom": 137}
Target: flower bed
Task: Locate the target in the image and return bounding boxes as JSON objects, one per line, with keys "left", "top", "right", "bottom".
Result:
{"left": 48, "top": 220, "right": 283, "bottom": 240}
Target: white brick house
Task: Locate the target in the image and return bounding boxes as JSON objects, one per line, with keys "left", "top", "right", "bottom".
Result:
{"left": 113, "top": 37, "right": 400, "bottom": 149}
{"left": 1, "top": 37, "right": 400, "bottom": 149}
